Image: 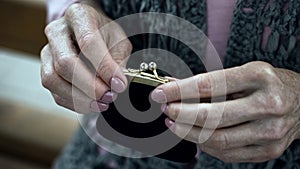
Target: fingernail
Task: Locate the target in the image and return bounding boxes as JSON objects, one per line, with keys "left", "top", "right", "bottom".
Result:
{"left": 90, "top": 101, "right": 109, "bottom": 112}
{"left": 165, "top": 118, "right": 174, "bottom": 128}
{"left": 161, "top": 103, "right": 168, "bottom": 114}
{"left": 151, "top": 89, "right": 167, "bottom": 103}
{"left": 110, "top": 77, "right": 126, "bottom": 93}
{"left": 100, "top": 91, "right": 118, "bottom": 104}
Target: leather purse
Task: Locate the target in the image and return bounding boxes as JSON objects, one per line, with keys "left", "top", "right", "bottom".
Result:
{"left": 96, "top": 62, "right": 197, "bottom": 163}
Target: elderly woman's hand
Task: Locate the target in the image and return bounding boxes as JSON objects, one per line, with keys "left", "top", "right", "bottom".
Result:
{"left": 40, "top": 3, "right": 132, "bottom": 113}
{"left": 151, "top": 61, "right": 300, "bottom": 163}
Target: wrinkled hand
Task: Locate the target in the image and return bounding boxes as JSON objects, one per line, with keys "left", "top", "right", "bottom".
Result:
{"left": 151, "top": 61, "right": 300, "bottom": 163}
{"left": 41, "top": 3, "right": 132, "bottom": 113}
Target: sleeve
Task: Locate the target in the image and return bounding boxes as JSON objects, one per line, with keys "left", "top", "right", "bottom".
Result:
{"left": 46, "top": 0, "right": 84, "bottom": 23}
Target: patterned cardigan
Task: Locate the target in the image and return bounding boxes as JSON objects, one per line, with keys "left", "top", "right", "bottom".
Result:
{"left": 53, "top": 0, "right": 300, "bottom": 169}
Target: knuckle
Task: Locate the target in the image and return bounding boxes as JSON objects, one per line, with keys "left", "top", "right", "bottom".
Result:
{"left": 263, "top": 122, "right": 286, "bottom": 141}
{"left": 53, "top": 95, "right": 66, "bottom": 107}
{"left": 217, "top": 111, "right": 227, "bottom": 128}
{"left": 40, "top": 47, "right": 55, "bottom": 90}
{"left": 270, "top": 129, "right": 284, "bottom": 141}
{"left": 244, "top": 61, "right": 272, "bottom": 72}
{"left": 273, "top": 120, "right": 288, "bottom": 139}
{"left": 220, "top": 134, "right": 230, "bottom": 150}
{"left": 54, "top": 56, "right": 73, "bottom": 76}
{"left": 251, "top": 62, "right": 277, "bottom": 83}
{"left": 196, "top": 104, "right": 209, "bottom": 126}
{"left": 266, "top": 145, "right": 284, "bottom": 160}
{"left": 65, "top": 3, "right": 82, "bottom": 17}
{"left": 164, "top": 81, "right": 181, "bottom": 101}
{"left": 204, "top": 132, "right": 228, "bottom": 151}
{"left": 44, "top": 22, "right": 55, "bottom": 36}
{"left": 78, "top": 32, "right": 96, "bottom": 50}
{"left": 173, "top": 82, "right": 182, "bottom": 100}
{"left": 40, "top": 45, "right": 48, "bottom": 57}
{"left": 41, "top": 72, "right": 55, "bottom": 89}
{"left": 257, "top": 61, "right": 273, "bottom": 70}
{"left": 262, "top": 93, "right": 286, "bottom": 116}
{"left": 45, "top": 19, "right": 66, "bottom": 37}
{"left": 215, "top": 133, "right": 230, "bottom": 150}
{"left": 196, "top": 74, "right": 212, "bottom": 96}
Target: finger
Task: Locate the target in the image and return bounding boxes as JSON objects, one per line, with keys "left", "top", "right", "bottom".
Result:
{"left": 199, "top": 143, "right": 284, "bottom": 163}
{"left": 164, "top": 96, "right": 265, "bottom": 128}
{"left": 106, "top": 38, "right": 131, "bottom": 71}
{"left": 165, "top": 119, "right": 254, "bottom": 149}
{"left": 41, "top": 45, "right": 108, "bottom": 113}
{"left": 151, "top": 65, "right": 260, "bottom": 103}
{"left": 44, "top": 19, "right": 109, "bottom": 100}
{"left": 65, "top": 4, "right": 128, "bottom": 93}
{"left": 105, "top": 23, "right": 132, "bottom": 68}
{"left": 165, "top": 119, "right": 286, "bottom": 151}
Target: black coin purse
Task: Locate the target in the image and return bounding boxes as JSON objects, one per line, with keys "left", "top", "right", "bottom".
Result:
{"left": 96, "top": 62, "right": 197, "bottom": 163}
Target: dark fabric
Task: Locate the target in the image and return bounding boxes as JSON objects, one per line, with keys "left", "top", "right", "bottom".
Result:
{"left": 53, "top": 0, "right": 300, "bottom": 168}
{"left": 53, "top": 127, "right": 300, "bottom": 169}
{"left": 224, "top": 0, "right": 300, "bottom": 72}
{"left": 99, "top": 0, "right": 207, "bottom": 75}
{"left": 196, "top": 140, "right": 300, "bottom": 169}
{"left": 53, "top": 127, "right": 195, "bottom": 169}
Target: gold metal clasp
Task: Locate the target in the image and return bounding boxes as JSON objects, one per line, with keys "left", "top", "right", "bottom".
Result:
{"left": 123, "top": 62, "right": 169, "bottom": 87}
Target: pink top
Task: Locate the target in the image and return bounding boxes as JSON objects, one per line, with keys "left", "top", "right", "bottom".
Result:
{"left": 206, "top": 0, "right": 237, "bottom": 67}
